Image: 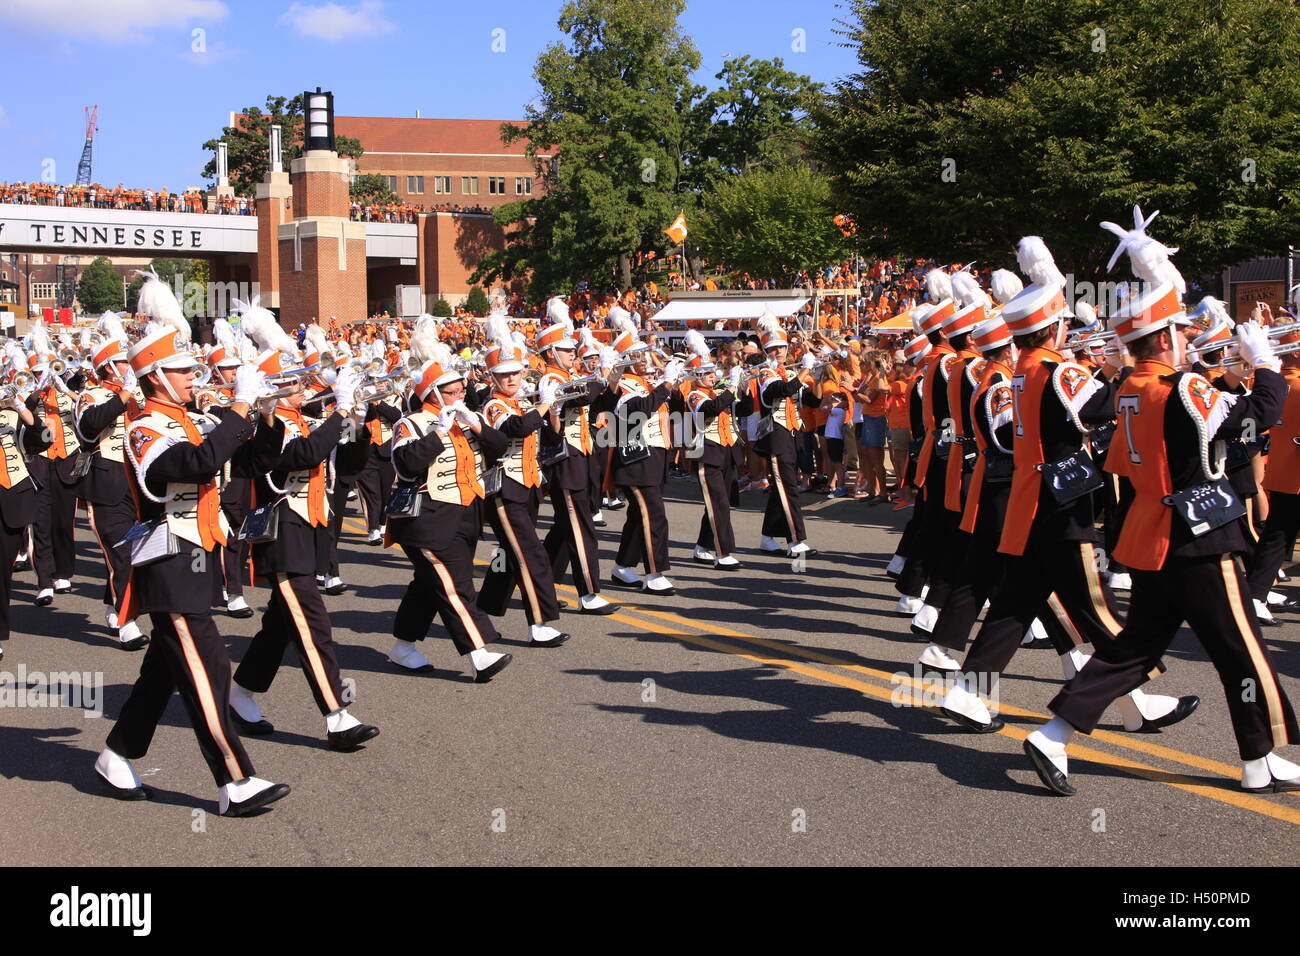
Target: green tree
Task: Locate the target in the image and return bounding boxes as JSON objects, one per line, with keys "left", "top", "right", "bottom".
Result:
{"left": 76, "top": 257, "right": 124, "bottom": 315}
{"left": 474, "top": 0, "right": 703, "bottom": 296}
{"left": 351, "top": 173, "right": 398, "bottom": 206}
{"left": 692, "top": 164, "right": 851, "bottom": 282}
{"left": 202, "top": 94, "right": 364, "bottom": 197}
{"left": 811, "top": 0, "right": 1300, "bottom": 282}
{"left": 430, "top": 297, "right": 452, "bottom": 318}
{"left": 465, "top": 285, "right": 490, "bottom": 316}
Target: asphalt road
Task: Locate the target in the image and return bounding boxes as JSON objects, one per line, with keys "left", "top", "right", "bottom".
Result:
{"left": 3, "top": 477, "right": 1297, "bottom": 866}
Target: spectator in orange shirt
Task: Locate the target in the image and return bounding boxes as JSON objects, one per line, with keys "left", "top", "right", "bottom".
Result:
{"left": 854, "top": 348, "right": 891, "bottom": 502}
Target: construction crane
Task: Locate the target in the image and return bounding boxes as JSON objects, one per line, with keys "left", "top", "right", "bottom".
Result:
{"left": 76, "top": 105, "right": 98, "bottom": 186}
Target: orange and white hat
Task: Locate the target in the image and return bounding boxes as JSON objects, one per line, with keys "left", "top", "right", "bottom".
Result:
{"left": 92, "top": 338, "right": 129, "bottom": 369}
{"left": 919, "top": 269, "right": 956, "bottom": 335}
{"left": 757, "top": 308, "right": 788, "bottom": 350}
{"left": 413, "top": 358, "right": 458, "bottom": 400}
{"left": 536, "top": 323, "right": 577, "bottom": 353}
{"left": 903, "top": 334, "right": 932, "bottom": 364}
{"left": 485, "top": 342, "right": 527, "bottom": 374}
{"left": 128, "top": 328, "right": 199, "bottom": 376}
{"left": 1188, "top": 297, "right": 1235, "bottom": 351}
{"left": 206, "top": 344, "right": 241, "bottom": 369}
{"left": 255, "top": 349, "right": 290, "bottom": 376}
{"left": 1111, "top": 282, "right": 1189, "bottom": 345}
{"left": 945, "top": 271, "right": 988, "bottom": 338}
{"left": 970, "top": 317, "right": 1012, "bottom": 354}
{"left": 1000, "top": 282, "right": 1069, "bottom": 336}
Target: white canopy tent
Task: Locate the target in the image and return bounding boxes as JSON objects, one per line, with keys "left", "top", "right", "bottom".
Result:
{"left": 650, "top": 295, "right": 810, "bottom": 325}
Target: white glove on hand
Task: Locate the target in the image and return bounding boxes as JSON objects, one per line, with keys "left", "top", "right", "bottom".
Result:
{"left": 1235, "top": 321, "right": 1278, "bottom": 371}
{"left": 121, "top": 368, "right": 137, "bottom": 392}
{"left": 233, "top": 365, "right": 265, "bottom": 405}
{"left": 728, "top": 365, "right": 744, "bottom": 390}
{"left": 538, "top": 378, "right": 559, "bottom": 405}
{"left": 52, "top": 372, "right": 71, "bottom": 394}
{"left": 453, "top": 402, "right": 478, "bottom": 429}
{"left": 660, "top": 359, "right": 685, "bottom": 385}
{"left": 438, "top": 404, "right": 459, "bottom": 431}
{"left": 599, "top": 346, "right": 618, "bottom": 373}
{"left": 333, "top": 367, "right": 360, "bottom": 412}
{"left": 801, "top": 352, "right": 817, "bottom": 371}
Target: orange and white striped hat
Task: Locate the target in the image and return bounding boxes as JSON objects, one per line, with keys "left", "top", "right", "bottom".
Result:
{"left": 128, "top": 328, "right": 199, "bottom": 376}
{"left": 1000, "top": 283, "right": 1069, "bottom": 336}
{"left": 903, "top": 334, "right": 932, "bottom": 364}
{"left": 970, "top": 317, "right": 1012, "bottom": 354}
{"left": 206, "top": 344, "right": 241, "bottom": 369}
{"left": 92, "top": 339, "right": 129, "bottom": 369}
{"left": 256, "top": 349, "right": 289, "bottom": 376}
{"left": 1111, "top": 282, "right": 1189, "bottom": 345}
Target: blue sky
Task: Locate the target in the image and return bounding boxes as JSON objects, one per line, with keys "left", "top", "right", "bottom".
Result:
{"left": 0, "top": 0, "right": 861, "bottom": 192}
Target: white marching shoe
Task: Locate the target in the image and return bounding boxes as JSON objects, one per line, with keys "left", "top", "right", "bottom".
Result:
{"left": 105, "top": 608, "right": 119, "bottom": 630}
{"left": 366, "top": 529, "right": 384, "bottom": 545}
{"left": 1059, "top": 648, "right": 1091, "bottom": 680}
{"left": 579, "top": 593, "right": 615, "bottom": 614}
{"left": 1253, "top": 598, "right": 1278, "bottom": 626}
{"left": 228, "top": 683, "right": 273, "bottom": 735}
{"left": 909, "top": 603, "right": 939, "bottom": 635}
{"left": 940, "top": 674, "right": 1004, "bottom": 733}
{"left": 759, "top": 535, "right": 784, "bottom": 553}
{"left": 1107, "top": 571, "right": 1131, "bottom": 591}
{"left": 53, "top": 578, "right": 72, "bottom": 593}
{"left": 467, "top": 647, "right": 512, "bottom": 682}
{"left": 227, "top": 594, "right": 254, "bottom": 618}
{"left": 716, "top": 554, "right": 741, "bottom": 568}
{"left": 918, "top": 642, "right": 960, "bottom": 673}
{"left": 1114, "top": 687, "right": 1199, "bottom": 733}
{"left": 610, "top": 564, "right": 642, "bottom": 587}
{"left": 642, "top": 573, "right": 676, "bottom": 595}
{"left": 693, "top": 546, "right": 717, "bottom": 563}
{"left": 1241, "top": 751, "right": 1300, "bottom": 793}
{"left": 1024, "top": 718, "right": 1076, "bottom": 795}
{"left": 117, "top": 619, "right": 148, "bottom": 651}
{"left": 389, "top": 639, "right": 433, "bottom": 672}
{"left": 219, "top": 776, "right": 290, "bottom": 817}
{"left": 94, "top": 747, "right": 147, "bottom": 800}
{"left": 885, "top": 554, "right": 905, "bottom": 577}
{"left": 895, "top": 594, "right": 924, "bottom": 616}
{"left": 528, "top": 624, "right": 571, "bottom": 647}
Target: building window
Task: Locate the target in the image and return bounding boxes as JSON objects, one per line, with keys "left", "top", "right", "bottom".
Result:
{"left": 407, "top": 176, "right": 424, "bottom": 195}
{"left": 31, "top": 283, "right": 57, "bottom": 299}
{"left": 515, "top": 177, "right": 533, "bottom": 195}
{"left": 461, "top": 176, "right": 479, "bottom": 195}
{"left": 384, "top": 175, "right": 398, "bottom": 192}
{"left": 433, "top": 176, "right": 452, "bottom": 194}
{"left": 488, "top": 176, "right": 506, "bottom": 195}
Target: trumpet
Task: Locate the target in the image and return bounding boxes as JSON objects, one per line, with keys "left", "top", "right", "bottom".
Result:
{"left": 191, "top": 364, "right": 213, "bottom": 387}
{"left": 550, "top": 372, "right": 604, "bottom": 401}
{"left": 261, "top": 362, "right": 324, "bottom": 399}
{"left": 349, "top": 356, "right": 384, "bottom": 375}
{"left": 0, "top": 370, "right": 34, "bottom": 402}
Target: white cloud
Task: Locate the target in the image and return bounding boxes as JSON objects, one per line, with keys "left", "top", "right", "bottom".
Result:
{"left": 0, "top": 0, "right": 227, "bottom": 43}
{"left": 281, "top": 1, "right": 394, "bottom": 42}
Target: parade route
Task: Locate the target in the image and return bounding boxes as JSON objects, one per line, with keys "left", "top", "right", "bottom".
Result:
{"left": 3, "top": 480, "right": 1296, "bottom": 867}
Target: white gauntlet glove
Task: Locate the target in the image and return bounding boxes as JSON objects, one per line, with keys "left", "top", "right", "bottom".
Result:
{"left": 599, "top": 346, "right": 618, "bottom": 373}
{"left": 659, "top": 359, "right": 685, "bottom": 385}
{"left": 801, "top": 352, "right": 817, "bottom": 371}
{"left": 438, "top": 404, "right": 459, "bottom": 431}
{"left": 538, "top": 378, "right": 559, "bottom": 406}
{"left": 728, "top": 365, "right": 744, "bottom": 390}
{"left": 453, "top": 402, "right": 478, "bottom": 430}
{"left": 332, "top": 367, "right": 361, "bottom": 413}
{"left": 1235, "top": 321, "right": 1278, "bottom": 372}
{"left": 233, "top": 365, "right": 266, "bottom": 405}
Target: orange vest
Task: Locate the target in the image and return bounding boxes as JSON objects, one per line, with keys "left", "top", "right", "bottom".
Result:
{"left": 998, "top": 346, "right": 1061, "bottom": 557}
{"left": 1262, "top": 367, "right": 1300, "bottom": 494}
{"left": 959, "top": 360, "right": 1011, "bottom": 534}
{"left": 914, "top": 344, "right": 956, "bottom": 486}
{"left": 485, "top": 392, "right": 541, "bottom": 487}
{"left": 1105, "top": 361, "right": 1179, "bottom": 570}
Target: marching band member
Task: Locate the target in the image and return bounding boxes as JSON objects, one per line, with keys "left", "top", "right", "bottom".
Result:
{"left": 684, "top": 331, "right": 743, "bottom": 568}
{"left": 226, "top": 303, "right": 380, "bottom": 751}
{"left": 74, "top": 311, "right": 148, "bottom": 649}
{"left": 887, "top": 332, "right": 934, "bottom": 612}
{"left": 199, "top": 318, "right": 256, "bottom": 618}
{"left": 97, "top": 276, "right": 291, "bottom": 816}
{"left": 25, "top": 320, "right": 80, "bottom": 606}
{"left": 0, "top": 348, "right": 42, "bottom": 662}
{"left": 940, "top": 235, "right": 1190, "bottom": 735}
{"left": 387, "top": 323, "right": 512, "bottom": 679}
{"left": 605, "top": 313, "right": 685, "bottom": 594}
{"left": 1028, "top": 218, "right": 1298, "bottom": 794}
{"left": 754, "top": 310, "right": 817, "bottom": 558}
{"left": 476, "top": 311, "right": 570, "bottom": 644}
{"left": 577, "top": 329, "right": 612, "bottom": 527}
{"left": 536, "top": 298, "right": 615, "bottom": 614}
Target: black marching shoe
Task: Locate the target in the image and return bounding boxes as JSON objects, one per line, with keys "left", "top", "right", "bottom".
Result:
{"left": 473, "top": 653, "right": 513, "bottom": 683}
{"left": 1132, "top": 695, "right": 1200, "bottom": 733}
{"left": 13, "top": 556, "right": 29, "bottom": 573}
{"left": 97, "top": 774, "right": 150, "bottom": 802}
{"left": 327, "top": 724, "right": 380, "bottom": 752}
{"left": 118, "top": 634, "right": 150, "bottom": 652}
{"left": 35, "top": 589, "right": 53, "bottom": 607}
{"left": 229, "top": 708, "right": 275, "bottom": 736}
{"left": 940, "top": 708, "right": 1005, "bottom": 734}
{"left": 221, "top": 783, "right": 291, "bottom": 818}
{"left": 1243, "top": 776, "right": 1300, "bottom": 794}
{"left": 1023, "top": 739, "right": 1077, "bottom": 796}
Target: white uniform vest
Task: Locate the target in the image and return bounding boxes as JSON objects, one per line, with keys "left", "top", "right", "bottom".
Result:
{"left": 127, "top": 408, "right": 231, "bottom": 549}
{"left": 268, "top": 411, "right": 335, "bottom": 526}
{"left": 76, "top": 385, "right": 136, "bottom": 463}
{"left": 398, "top": 410, "right": 486, "bottom": 505}
{"left": 0, "top": 408, "right": 32, "bottom": 486}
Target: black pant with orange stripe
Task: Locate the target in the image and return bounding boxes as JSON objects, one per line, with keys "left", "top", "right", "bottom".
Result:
{"left": 355, "top": 454, "right": 395, "bottom": 534}
{"left": 761, "top": 455, "right": 805, "bottom": 542}
{"left": 395, "top": 541, "right": 499, "bottom": 655}
{"left": 543, "top": 484, "right": 603, "bottom": 598}
{"left": 616, "top": 483, "right": 671, "bottom": 574}
{"left": 1247, "top": 491, "right": 1300, "bottom": 601}
{"left": 961, "top": 538, "right": 1130, "bottom": 683}
{"left": 479, "top": 489, "right": 561, "bottom": 626}
{"left": 29, "top": 455, "right": 78, "bottom": 588}
{"left": 696, "top": 461, "right": 736, "bottom": 556}
{"left": 107, "top": 611, "right": 256, "bottom": 787}
{"left": 1052, "top": 554, "right": 1298, "bottom": 760}
{"left": 86, "top": 496, "right": 135, "bottom": 618}
{"left": 235, "top": 573, "right": 346, "bottom": 716}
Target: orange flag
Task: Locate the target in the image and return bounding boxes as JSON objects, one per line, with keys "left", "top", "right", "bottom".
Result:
{"left": 663, "top": 212, "right": 688, "bottom": 244}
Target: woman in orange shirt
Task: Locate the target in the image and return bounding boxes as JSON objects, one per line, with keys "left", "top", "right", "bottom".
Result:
{"left": 884, "top": 355, "right": 916, "bottom": 503}
{"left": 854, "top": 349, "right": 891, "bottom": 502}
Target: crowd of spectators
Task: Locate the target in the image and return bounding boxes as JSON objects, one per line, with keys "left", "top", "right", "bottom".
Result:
{"left": 348, "top": 201, "right": 494, "bottom": 223}
{"left": 0, "top": 181, "right": 221, "bottom": 213}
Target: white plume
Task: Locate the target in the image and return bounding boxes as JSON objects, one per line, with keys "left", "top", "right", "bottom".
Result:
{"left": 212, "top": 317, "right": 238, "bottom": 354}
{"left": 29, "top": 318, "right": 51, "bottom": 358}
{"left": 925, "top": 268, "right": 953, "bottom": 304}
{"left": 1015, "top": 237, "right": 1065, "bottom": 290}
{"left": 578, "top": 326, "right": 597, "bottom": 351}
{"left": 756, "top": 305, "right": 782, "bottom": 338}
{"left": 989, "top": 269, "right": 1023, "bottom": 305}
{"left": 485, "top": 311, "right": 513, "bottom": 352}
{"left": 134, "top": 268, "right": 190, "bottom": 345}
{"left": 511, "top": 330, "right": 527, "bottom": 349}
{"left": 1074, "top": 300, "right": 1098, "bottom": 328}
{"left": 1099, "top": 205, "right": 1185, "bottom": 295}
{"left": 96, "top": 310, "right": 128, "bottom": 347}
{"left": 685, "top": 329, "right": 710, "bottom": 361}
{"left": 234, "top": 295, "right": 298, "bottom": 360}
{"left": 610, "top": 307, "right": 638, "bottom": 340}
{"left": 950, "top": 270, "right": 988, "bottom": 310}
{"left": 546, "top": 295, "right": 572, "bottom": 330}
{"left": 1201, "top": 296, "right": 1234, "bottom": 330}
{"left": 409, "top": 313, "right": 441, "bottom": 365}
{"left": 303, "top": 323, "right": 330, "bottom": 359}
